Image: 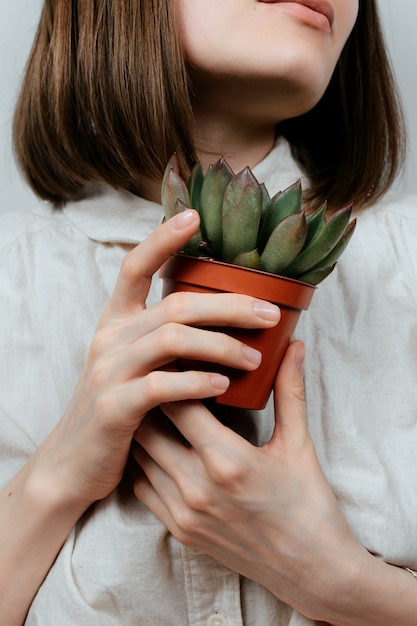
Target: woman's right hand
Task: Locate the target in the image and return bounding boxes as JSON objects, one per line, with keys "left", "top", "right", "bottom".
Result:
{"left": 0, "top": 208, "right": 280, "bottom": 623}
{"left": 37, "top": 209, "right": 281, "bottom": 514}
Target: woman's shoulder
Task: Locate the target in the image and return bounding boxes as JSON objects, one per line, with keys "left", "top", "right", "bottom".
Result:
{"left": 352, "top": 192, "right": 417, "bottom": 256}
{"left": 335, "top": 192, "right": 417, "bottom": 280}
{"left": 359, "top": 191, "right": 417, "bottom": 224}
{"left": 0, "top": 204, "right": 70, "bottom": 252}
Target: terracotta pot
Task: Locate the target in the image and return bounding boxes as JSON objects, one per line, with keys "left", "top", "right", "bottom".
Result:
{"left": 160, "top": 255, "right": 315, "bottom": 410}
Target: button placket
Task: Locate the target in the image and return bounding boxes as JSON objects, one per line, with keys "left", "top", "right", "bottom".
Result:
{"left": 207, "top": 613, "right": 229, "bottom": 626}
{"left": 181, "top": 545, "right": 243, "bottom": 626}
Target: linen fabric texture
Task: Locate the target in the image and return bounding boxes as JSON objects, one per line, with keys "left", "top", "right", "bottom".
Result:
{"left": 1, "top": 139, "right": 417, "bottom": 625}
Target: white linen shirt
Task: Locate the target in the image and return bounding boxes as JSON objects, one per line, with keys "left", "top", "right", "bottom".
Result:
{"left": 1, "top": 139, "right": 417, "bottom": 625}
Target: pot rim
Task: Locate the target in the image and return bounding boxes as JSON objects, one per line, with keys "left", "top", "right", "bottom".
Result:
{"left": 160, "top": 253, "right": 316, "bottom": 310}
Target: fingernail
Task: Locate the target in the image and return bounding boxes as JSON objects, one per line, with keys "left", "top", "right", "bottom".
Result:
{"left": 242, "top": 345, "right": 262, "bottom": 365}
{"left": 211, "top": 374, "right": 230, "bottom": 391}
{"left": 169, "top": 210, "right": 197, "bottom": 231}
{"left": 252, "top": 300, "right": 280, "bottom": 321}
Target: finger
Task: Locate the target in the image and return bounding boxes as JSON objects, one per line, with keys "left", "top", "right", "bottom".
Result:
{"left": 271, "top": 340, "right": 308, "bottom": 444}
{"left": 132, "top": 449, "right": 180, "bottom": 531}
{"left": 100, "top": 291, "right": 280, "bottom": 352}
{"left": 133, "top": 421, "right": 212, "bottom": 528}
{"left": 133, "top": 408, "right": 196, "bottom": 476}
{"left": 97, "top": 370, "right": 231, "bottom": 434}
{"left": 154, "top": 401, "right": 253, "bottom": 495}
{"left": 136, "top": 291, "right": 280, "bottom": 337}
{"left": 109, "top": 210, "right": 200, "bottom": 316}
{"left": 113, "top": 323, "right": 263, "bottom": 381}
{"left": 159, "top": 399, "right": 246, "bottom": 458}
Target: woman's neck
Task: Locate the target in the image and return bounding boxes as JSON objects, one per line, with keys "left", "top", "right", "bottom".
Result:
{"left": 190, "top": 82, "right": 280, "bottom": 173}
{"left": 137, "top": 103, "right": 278, "bottom": 205}
{"left": 192, "top": 117, "right": 276, "bottom": 174}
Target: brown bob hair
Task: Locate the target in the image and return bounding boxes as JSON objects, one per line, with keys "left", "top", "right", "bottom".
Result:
{"left": 13, "top": 0, "right": 405, "bottom": 210}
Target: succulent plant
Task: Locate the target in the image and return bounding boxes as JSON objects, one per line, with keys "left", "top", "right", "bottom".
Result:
{"left": 161, "top": 154, "right": 356, "bottom": 285}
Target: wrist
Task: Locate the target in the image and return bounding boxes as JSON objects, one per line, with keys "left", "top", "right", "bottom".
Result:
{"left": 0, "top": 449, "right": 88, "bottom": 623}
{"left": 306, "top": 548, "right": 417, "bottom": 626}
{"left": 22, "top": 437, "right": 92, "bottom": 525}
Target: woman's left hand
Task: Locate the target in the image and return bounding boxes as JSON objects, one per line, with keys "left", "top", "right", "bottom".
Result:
{"left": 132, "top": 341, "right": 368, "bottom": 619}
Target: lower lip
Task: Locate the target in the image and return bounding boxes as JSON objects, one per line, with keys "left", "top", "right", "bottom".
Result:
{"left": 258, "top": 2, "right": 331, "bottom": 34}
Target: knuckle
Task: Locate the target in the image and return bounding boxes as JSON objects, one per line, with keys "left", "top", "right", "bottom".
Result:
{"left": 120, "top": 250, "right": 138, "bottom": 280}
{"left": 157, "top": 323, "right": 184, "bottom": 353}
{"left": 89, "top": 326, "right": 116, "bottom": 360}
{"left": 89, "top": 357, "right": 112, "bottom": 390}
{"left": 93, "top": 390, "right": 118, "bottom": 425}
{"left": 173, "top": 505, "right": 196, "bottom": 535}
{"left": 227, "top": 293, "right": 246, "bottom": 316}
{"left": 207, "top": 452, "right": 248, "bottom": 489}
{"left": 132, "top": 478, "right": 146, "bottom": 502}
{"left": 211, "top": 332, "right": 231, "bottom": 361}
{"left": 89, "top": 331, "right": 107, "bottom": 361}
{"left": 142, "top": 370, "right": 168, "bottom": 405}
{"left": 180, "top": 483, "right": 210, "bottom": 513}
{"left": 224, "top": 293, "right": 252, "bottom": 320}
{"left": 186, "top": 371, "right": 213, "bottom": 397}
{"left": 163, "top": 292, "right": 190, "bottom": 320}
{"left": 283, "top": 377, "right": 306, "bottom": 404}
{"left": 174, "top": 522, "right": 197, "bottom": 548}
{"left": 293, "top": 381, "right": 306, "bottom": 403}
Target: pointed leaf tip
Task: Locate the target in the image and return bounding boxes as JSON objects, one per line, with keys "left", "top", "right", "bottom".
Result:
{"left": 222, "top": 167, "right": 263, "bottom": 263}
{"left": 232, "top": 249, "right": 262, "bottom": 270}
{"left": 258, "top": 179, "right": 303, "bottom": 252}
{"left": 199, "top": 157, "right": 234, "bottom": 258}
{"left": 286, "top": 203, "right": 354, "bottom": 276}
{"left": 167, "top": 153, "right": 179, "bottom": 173}
{"left": 187, "top": 161, "right": 204, "bottom": 214}
{"left": 260, "top": 211, "right": 307, "bottom": 274}
{"left": 161, "top": 168, "right": 191, "bottom": 219}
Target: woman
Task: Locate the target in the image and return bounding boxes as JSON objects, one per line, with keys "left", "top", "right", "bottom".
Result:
{"left": 1, "top": 0, "right": 417, "bottom": 624}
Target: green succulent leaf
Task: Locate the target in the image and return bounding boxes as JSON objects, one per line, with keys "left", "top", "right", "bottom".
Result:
{"left": 232, "top": 249, "right": 262, "bottom": 270}
{"left": 297, "top": 264, "right": 336, "bottom": 286}
{"left": 173, "top": 198, "right": 203, "bottom": 255}
{"left": 260, "top": 211, "right": 307, "bottom": 275}
{"left": 304, "top": 201, "right": 327, "bottom": 247}
{"left": 285, "top": 204, "right": 353, "bottom": 276}
{"left": 161, "top": 166, "right": 191, "bottom": 219}
{"left": 162, "top": 153, "right": 180, "bottom": 178}
{"left": 260, "top": 183, "right": 271, "bottom": 213}
{"left": 161, "top": 154, "right": 179, "bottom": 209}
{"left": 187, "top": 162, "right": 204, "bottom": 215}
{"left": 309, "top": 218, "right": 356, "bottom": 271}
{"left": 161, "top": 154, "right": 356, "bottom": 288}
{"left": 222, "top": 167, "right": 263, "bottom": 263}
{"left": 257, "top": 179, "right": 302, "bottom": 252}
{"left": 199, "top": 157, "right": 234, "bottom": 257}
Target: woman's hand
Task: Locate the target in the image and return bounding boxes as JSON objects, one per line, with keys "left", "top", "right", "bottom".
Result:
{"left": 36, "top": 209, "right": 280, "bottom": 513}
{"left": 132, "top": 341, "right": 374, "bottom": 622}
{"left": 3, "top": 208, "right": 272, "bottom": 623}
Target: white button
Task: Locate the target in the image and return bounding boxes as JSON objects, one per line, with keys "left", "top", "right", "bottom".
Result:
{"left": 206, "top": 614, "right": 229, "bottom": 626}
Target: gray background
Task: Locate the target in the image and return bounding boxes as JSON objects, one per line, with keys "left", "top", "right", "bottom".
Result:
{"left": 1, "top": 0, "right": 415, "bottom": 212}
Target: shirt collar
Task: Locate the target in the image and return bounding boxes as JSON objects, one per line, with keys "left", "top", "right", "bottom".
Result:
{"left": 63, "top": 137, "right": 305, "bottom": 245}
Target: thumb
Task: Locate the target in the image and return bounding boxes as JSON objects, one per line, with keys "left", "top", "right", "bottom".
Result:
{"left": 271, "top": 340, "right": 308, "bottom": 443}
{"left": 109, "top": 209, "right": 200, "bottom": 316}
